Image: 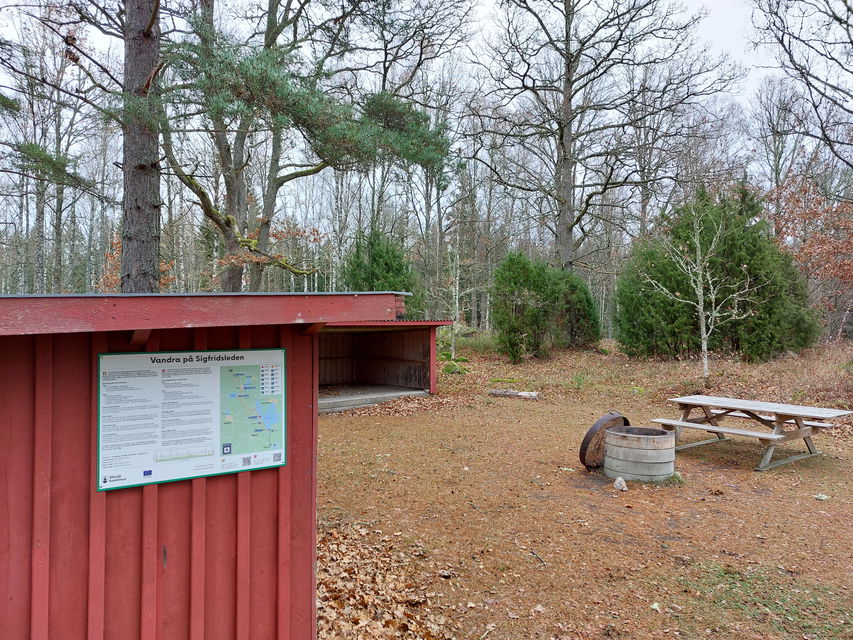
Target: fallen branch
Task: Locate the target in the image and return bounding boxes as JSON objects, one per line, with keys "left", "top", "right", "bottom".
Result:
{"left": 487, "top": 389, "right": 540, "bottom": 400}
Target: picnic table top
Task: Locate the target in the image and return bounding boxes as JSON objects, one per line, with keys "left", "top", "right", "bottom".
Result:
{"left": 668, "top": 395, "right": 852, "bottom": 420}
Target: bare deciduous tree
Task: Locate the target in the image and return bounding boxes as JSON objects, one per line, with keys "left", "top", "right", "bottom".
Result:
{"left": 479, "top": 0, "right": 735, "bottom": 270}
{"left": 640, "top": 202, "right": 757, "bottom": 378}
{"left": 750, "top": 77, "right": 808, "bottom": 195}
{"left": 753, "top": 0, "right": 853, "bottom": 171}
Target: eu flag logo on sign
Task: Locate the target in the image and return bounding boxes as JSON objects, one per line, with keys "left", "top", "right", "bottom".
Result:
{"left": 143, "top": 470, "right": 153, "bottom": 477}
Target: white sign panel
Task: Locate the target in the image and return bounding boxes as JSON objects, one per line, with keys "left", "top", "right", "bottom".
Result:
{"left": 98, "top": 349, "right": 286, "bottom": 490}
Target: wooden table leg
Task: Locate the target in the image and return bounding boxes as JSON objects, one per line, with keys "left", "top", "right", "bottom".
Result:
{"left": 701, "top": 405, "right": 726, "bottom": 440}
{"left": 795, "top": 417, "right": 819, "bottom": 454}
{"left": 756, "top": 444, "right": 778, "bottom": 471}
{"left": 675, "top": 405, "right": 692, "bottom": 442}
{"left": 754, "top": 417, "right": 785, "bottom": 471}
{"left": 669, "top": 404, "right": 733, "bottom": 451}
{"left": 755, "top": 416, "right": 821, "bottom": 471}
{"left": 670, "top": 404, "right": 730, "bottom": 451}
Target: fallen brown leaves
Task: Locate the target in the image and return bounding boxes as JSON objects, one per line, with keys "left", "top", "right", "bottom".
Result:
{"left": 332, "top": 394, "right": 477, "bottom": 418}
{"left": 317, "top": 523, "right": 460, "bottom": 640}
{"left": 318, "top": 341, "right": 852, "bottom": 639}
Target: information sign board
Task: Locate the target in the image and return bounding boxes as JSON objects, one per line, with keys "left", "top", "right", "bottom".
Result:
{"left": 98, "top": 349, "right": 286, "bottom": 490}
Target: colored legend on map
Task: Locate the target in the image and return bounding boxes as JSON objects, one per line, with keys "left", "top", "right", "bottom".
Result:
{"left": 259, "top": 364, "right": 282, "bottom": 395}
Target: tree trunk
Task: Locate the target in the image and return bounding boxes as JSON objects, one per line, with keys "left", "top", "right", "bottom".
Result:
{"left": 248, "top": 126, "right": 283, "bottom": 291}
{"left": 121, "top": 0, "right": 161, "bottom": 293}
{"left": 555, "top": 10, "right": 576, "bottom": 271}
{"left": 487, "top": 389, "right": 540, "bottom": 400}
{"left": 51, "top": 111, "right": 67, "bottom": 293}
{"left": 33, "top": 178, "right": 47, "bottom": 293}
{"left": 17, "top": 174, "right": 28, "bottom": 293}
{"left": 481, "top": 289, "right": 490, "bottom": 330}
{"left": 51, "top": 184, "right": 65, "bottom": 293}
{"left": 221, "top": 231, "right": 243, "bottom": 292}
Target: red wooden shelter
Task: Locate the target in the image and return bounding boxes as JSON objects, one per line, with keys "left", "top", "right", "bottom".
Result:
{"left": 0, "top": 293, "right": 447, "bottom": 639}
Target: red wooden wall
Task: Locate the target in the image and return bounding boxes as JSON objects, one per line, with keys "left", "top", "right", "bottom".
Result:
{"left": 0, "top": 324, "right": 318, "bottom": 639}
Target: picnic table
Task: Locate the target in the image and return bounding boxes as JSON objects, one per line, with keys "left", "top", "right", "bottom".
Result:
{"left": 651, "top": 394, "right": 852, "bottom": 471}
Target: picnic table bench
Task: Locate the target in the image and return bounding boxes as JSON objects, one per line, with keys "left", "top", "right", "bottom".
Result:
{"left": 651, "top": 395, "right": 852, "bottom": 471}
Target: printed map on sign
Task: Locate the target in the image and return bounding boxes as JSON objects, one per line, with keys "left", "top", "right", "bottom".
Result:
{"left": 220, "top": 364, "right": 284, "bottom": 456}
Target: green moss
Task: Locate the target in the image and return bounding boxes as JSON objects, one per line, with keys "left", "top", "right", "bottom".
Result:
{"left": 678, "top": 562, "right": 850, "bottom": 637}
{"left": 442, "top": 361, "right": 468, "bottom": 375}
{"left": 650, "top": 471, "right": 683, "bottom": 485}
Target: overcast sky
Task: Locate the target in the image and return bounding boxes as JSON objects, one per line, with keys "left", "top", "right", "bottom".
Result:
{"left": 475, "top": 0, "right": 779, "bottom": 101}
{"left": 691, "top": 0, "right": 754, "bottom": 60}
{"left": 687, "top": 0, "right": 777, "bottom": 96}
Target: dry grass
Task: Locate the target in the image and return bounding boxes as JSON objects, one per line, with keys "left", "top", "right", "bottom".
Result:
{"left": 317, "top": 341, "right": 852, "bottom": 639}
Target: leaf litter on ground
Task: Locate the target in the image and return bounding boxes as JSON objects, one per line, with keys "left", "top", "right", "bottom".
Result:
{"left": 317, "top": 341, "right": 852, "bottom": 639}
{"left": 317, "top": 521, "right": 460, "bottom": 640}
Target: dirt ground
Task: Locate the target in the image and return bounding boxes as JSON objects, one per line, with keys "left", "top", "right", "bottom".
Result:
{"left": 316, "top": 342, "right": 853, "bottom": 640}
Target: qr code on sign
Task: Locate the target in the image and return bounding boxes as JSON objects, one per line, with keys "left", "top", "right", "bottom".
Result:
{"left": 242, "top": 456, "right": 251, "bottom": 467}
{"left": 273, "top": 453, "right": 282, "bottom": 463}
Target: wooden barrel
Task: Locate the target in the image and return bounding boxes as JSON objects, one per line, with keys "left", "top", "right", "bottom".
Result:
{"left": 603, "top": 426, "right": 675, "bottom": 481}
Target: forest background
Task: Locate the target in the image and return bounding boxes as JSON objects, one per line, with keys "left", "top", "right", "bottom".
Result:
{"left": 0, "top": 0, "right": 850, "bottom": 341}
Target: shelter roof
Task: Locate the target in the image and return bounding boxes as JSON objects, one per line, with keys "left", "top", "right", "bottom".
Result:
{"left": 0, "top": 292, "right": 442, "bottom": 336}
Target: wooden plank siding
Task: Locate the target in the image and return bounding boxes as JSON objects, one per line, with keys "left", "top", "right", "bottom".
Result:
{"left": 0, "top": 294, "right": 444, "bottom": 639}
{"left": 318, "top": 333, "right": 354, "bottom": 385}
{"left": 0, "top": 324, "right": 317, "bottom": 639}
{"left": 318, "top": 328, "right": 433, "bottom": 391}
{"left": 354, "top": 329, "right": 432, "bottom": 390}
{"left": 1, "top": 334, "right": 36, "bottom": 638}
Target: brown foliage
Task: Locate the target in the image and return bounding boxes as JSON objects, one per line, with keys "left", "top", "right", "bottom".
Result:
{"left": 217, "top": 225, "right": 326, "bottom": 274}
{"left": 769, "top": 179, "right": 853, "bottom": 286}
{"left": 768, "top": 176, "right": 853, "bottom": 337}
{"left": 95, "top": 233, "right": 177, "bottom": 293}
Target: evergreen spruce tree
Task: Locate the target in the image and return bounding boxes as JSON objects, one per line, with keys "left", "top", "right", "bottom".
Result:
{"left": 553, "top": 274, "right": 601, "bottom": 349}
{"left": 615, "top": 187, "right": 820, "bottom": 368}
{"left": 341, "top": 230, "right": 424, "bottom": 317}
